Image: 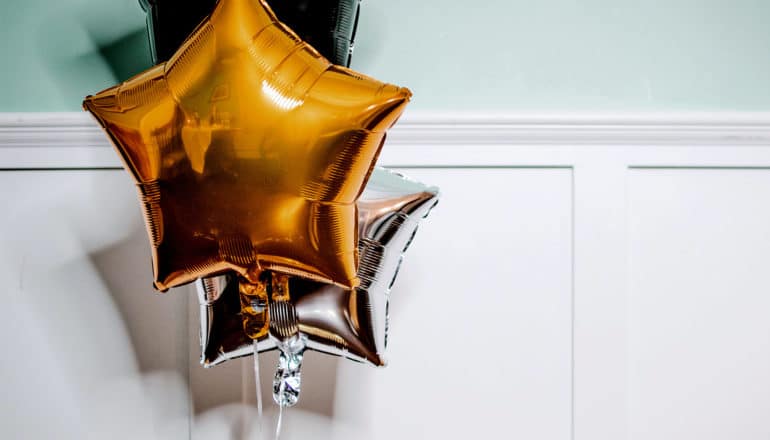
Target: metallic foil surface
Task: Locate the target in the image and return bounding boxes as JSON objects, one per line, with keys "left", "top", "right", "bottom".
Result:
{"left": 269, "top": 0, "right": 361, "bottom": 67}
{"left": 141, "top": 0, "right": 362, "bottom": 67}
{"left": 84, "top": 0, "right": 411, "bottom": 291}
{"left": 197, "top": 168, "right": 440, "bottom": 367}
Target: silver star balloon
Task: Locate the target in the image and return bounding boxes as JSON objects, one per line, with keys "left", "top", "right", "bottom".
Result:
{"left": 196, "top": 167, "right": 439, "bottom": 373}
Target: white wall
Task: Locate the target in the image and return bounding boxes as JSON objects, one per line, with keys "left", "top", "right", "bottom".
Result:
{"left": 3, "top": 114, "right": 770, "bottom": 439}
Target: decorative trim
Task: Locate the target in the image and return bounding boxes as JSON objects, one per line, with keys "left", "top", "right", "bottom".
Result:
{"left": 394, "top": 112, "right": 770, "bottom": 146}
{"left": 2, "top": 111, "right": 770, "bottom": 168}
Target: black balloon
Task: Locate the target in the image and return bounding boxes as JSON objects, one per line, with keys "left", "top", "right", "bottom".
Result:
{"left": 138, "top": 0, "right": 216, "bottom": 64}
{"left": 270, "top": 0, "right": 361, "bottom": 67}
{"left": 139, "top": 0, "right": 361, "bottom": 66}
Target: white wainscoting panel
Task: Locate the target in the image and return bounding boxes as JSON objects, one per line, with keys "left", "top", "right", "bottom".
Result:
{"left": 296, "top": 168, "right": 573, "bottom": 440}
{"left": 627, "top": 169, "right": 770, "bottom": 440}
{"left": 3, "top": 112, "right": 770, "bottom": 440}
{"left": 0, "top": 170, "right": 189, "bottom": 439}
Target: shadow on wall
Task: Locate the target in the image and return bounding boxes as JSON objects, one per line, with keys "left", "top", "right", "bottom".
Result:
{"left": 35, "top": 17, "right": 152, "bottom": 97}
{"left": 0, "top": 169, "right": 353, "bottom": 439}
{"left": 79, "top": 171, "right": 346, "bottom": 427}
{"left": 0, "top": 170, "right": 187, "bottom": 438}
{"left": 1, "top": 0, "right": 152, "bottom": 110}
{"left": 88, "top": 215, "right": 188, "bottom": 375}
{"left": 95, "top": 28, "right": 153, "bottom": 82}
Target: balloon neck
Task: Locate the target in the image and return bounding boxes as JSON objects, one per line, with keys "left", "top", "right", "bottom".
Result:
{"left": 271, "top": 333, "right": 306, "bottom": 408}
{"left": 239, "top": 275, "right": 270, "bottom": 339}
{"left": 239, "top": 271, "right": 292, "bottom": 339}
{"left": 239, "top": 271, "right": 306, "bottom": 407}
{"left": 269, "top": 298, "right": 305, "bottom": 407}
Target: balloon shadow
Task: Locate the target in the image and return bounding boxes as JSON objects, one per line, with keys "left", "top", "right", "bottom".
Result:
{"left": 33, "top": 10, "right": 151, "bottom": 108}
{"left": 88, "top": 215, "right": 190, "bottom": 375}
{"left": 94, "top": 28, "right": 153, "bottom": 82}
{"left": 89, "top": 227, "right": 346, "bottom": 434}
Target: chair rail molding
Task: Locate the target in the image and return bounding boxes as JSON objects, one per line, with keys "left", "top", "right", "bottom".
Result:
{"left": 3, "top": 111, "right": 770, "bottom": 169}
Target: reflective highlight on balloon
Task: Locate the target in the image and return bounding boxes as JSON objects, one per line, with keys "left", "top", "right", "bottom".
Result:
{"left": 84, "top": 0, "right": 411, "bottom": 291}
{"left": 196, "top": 168, "right": 440, "bottom": 368}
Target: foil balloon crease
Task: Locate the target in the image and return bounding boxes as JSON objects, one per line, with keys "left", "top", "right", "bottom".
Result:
{"left": 197, "top": 168, "right": 440, "bottom": 367}
{"left": 84, "top": 0, "right": 411, "bottom": 291}
{"left": 140, "top": 0, "right": 362, "bottom": 66}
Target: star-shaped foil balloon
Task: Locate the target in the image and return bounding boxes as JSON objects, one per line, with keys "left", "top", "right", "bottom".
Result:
{"left": 83, "top": 0, "right": 411, "bottom": 291}
{"left": 196, "top": 168, "right": 440, "bottom": 367}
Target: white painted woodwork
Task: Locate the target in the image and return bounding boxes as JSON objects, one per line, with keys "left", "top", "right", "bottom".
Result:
{"left": 2, "top": 112, "right": 770, "bottom": 440}
{"left": 0, "top": 170, "right": 189, "bottom": 439}
{"left": 627, "top": 169, "right": 770, "bottom": 440}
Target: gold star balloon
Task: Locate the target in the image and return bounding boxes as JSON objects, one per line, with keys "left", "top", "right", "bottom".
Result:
{"left": 83, "top": 0, "right": 411, "bottom": 291}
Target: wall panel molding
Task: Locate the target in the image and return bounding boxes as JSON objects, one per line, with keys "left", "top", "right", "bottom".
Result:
{"left": 4, "top": 111, "right": 770, "bottom": 169}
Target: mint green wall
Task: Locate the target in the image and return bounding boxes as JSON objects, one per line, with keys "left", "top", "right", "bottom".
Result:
{"left": 0, "top": 0, "right": 150, "bottom": 111}
{"left": 2, "top": 0, "right": 770, "bottom": 112}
